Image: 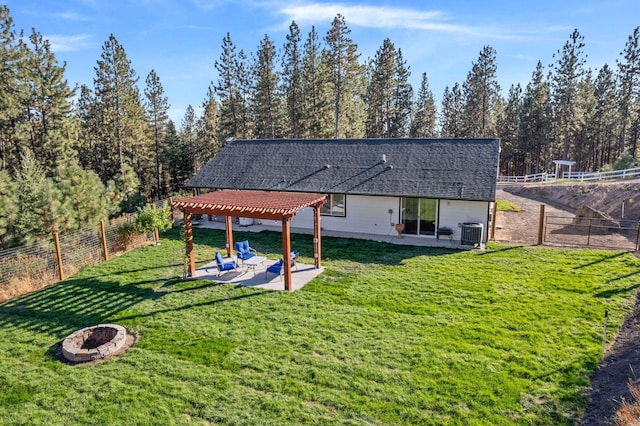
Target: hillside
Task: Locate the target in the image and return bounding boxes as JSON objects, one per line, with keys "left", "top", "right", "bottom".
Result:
{"left": 502, "top": 180, "right": 640, "bottom": 221}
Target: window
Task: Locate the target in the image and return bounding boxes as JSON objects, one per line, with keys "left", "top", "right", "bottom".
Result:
{"left": 320, "top": 194, "right": 346, "bottom": 217}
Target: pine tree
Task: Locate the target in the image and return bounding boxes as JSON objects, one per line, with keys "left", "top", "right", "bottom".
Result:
{"left": 617, "top": 27, "right": 640, "bottom": 156}
{"left": 253, "top": 34, "right": 282, "bottom": 139}
{"left": 410, "top": 72, "right": 437, "bottom": 137}
{"left": 197, "top": 85, "right": 221, "bottom": 166}
{"left": 0, "top": 6, "right": 23, "bottom": 172}
{"left": 592, "top": 64, "right": 618, "bottom": 168}
{"left": 462, "top": 45, "right": 501, "bottom": 137}
{"left": 301, "top": 26, "right": 333, "bottom": 138}
{"left": 440, "top": 83, "right": 464, "bottom": 137}
{"left": 572, "top": 70, "right": 597, "bottom": 170}
{"left": 497, "top": 84, "right": 523, "bottom": 174}
{"left": 180, "top": 105, "right": 198, "bottom": 175}
{"left": 144, "top": 69, "right": 170, "bottom": 199}
{"left": 20, "top": 29, "right": 77, "bottom": 172}
{"left": 365, "top": 38, "right": 395, "bottom": 138}
{"left": 12, "top": 151, "right": 63, "bottom": 243}
{"left": 324, "top": 14, "right": 365, "bottom": 138}
{"left": 281, "top": 21, "right": 304, "bottom": 138}
{"left": 549, "top": 29, "right": 587, "bottom": 161}
{"left": 520, "top": 61, "right": 552, "bottom": 173}
{"left": 54, "top": 158, "right": 111, "bottom": 232}
{"left": 390, "top": 48, "right": 413, "bottom": 137}
{"left": 0, "top": 169, "right": 18, "bottom": 248}
{"left": 91, "top": 34, "right": 151, "bottom": 192}
{"left": 165, "top": 120, "right": 190, "bottom": 192}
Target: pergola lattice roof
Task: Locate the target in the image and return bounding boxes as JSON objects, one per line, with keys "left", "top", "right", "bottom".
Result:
{"left": 173, "top": 190, "right": 327, "bottom": 220}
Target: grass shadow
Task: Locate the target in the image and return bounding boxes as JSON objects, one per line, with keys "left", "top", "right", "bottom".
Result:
{"left": 595, "top": 283, "right": 640, "bottom": 298}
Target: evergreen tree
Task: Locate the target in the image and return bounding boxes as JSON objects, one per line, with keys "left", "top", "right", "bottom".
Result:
{"left": 0, "top": 169, "right": 18, "bottom": 248}
{"left": 572, "top": 70, "right": 597, "bottom": 170}
{"left": 21, "top": 29, "right": 76, "bottom": 172}
{"left": 75, "top": 85, "right": 101, "bottom": 172}
{"left": 252, "top": 34, "right": 282, "bottom": 138}
{"left": 215, "top": 33, "right": 252, "bottom": 139}
{"left": 197, "top": 85, "right": 221, "bottom": 166}
{"left": 497, "top": 84, "right": 523, "bottom": 174}
{"left": 12, "top": 151, "right": 63, "bottom": 243}
{"left": 301, "top": 26, "right": 333, "bottom": 138}
{"left": 215, "top": 32, "right": 239, "bottom": 140}
{"left": 520, "top": 61, "right": 552, "bottom": 173}
{"left": 324, "top": 14, "right": 365, "bottom": 138}
{"left": 144, "top": 69, "right": 170, "bottom": 199}
{"left": 0, "top": 6, "right": 21, "bottom": 172}
{"left": 165, "top": 120, "right": 190, "bottom": 192}
{"left": 549, "top": 29, "right": 587, "bottom": 161}
{"left": 236, "top": 49, "right": 253, "bottom": 139}
{"left": 91, "top": 34, "right": 152, "bottom": 192}
{"left": 390, "top": 48, "right": 413, "bottom": 137}
{"left": 180, "top": 105, "right": 198, "bottom": 175}
{"left": 616, "top": 27, "right": 640, "bottom": 156}
{"left": 439, "top": 83, "right": 464, "bottom": 137}
{"left": 592, "top": 64, "right": 618, "bottom": 168}
{"left": 365, "top": 38, "right": 395, "bottom": 138}
{"left": 462, "top": 45, "right": 501, "bottom": 137}
{"left": 54, "top": 158, "right": 111, "bottom": 232}
{"left": 410, "top": 72, "right": 437, "bottom": 137}
{"left": 281, "top": 21, "right": 304, "bottom": 138}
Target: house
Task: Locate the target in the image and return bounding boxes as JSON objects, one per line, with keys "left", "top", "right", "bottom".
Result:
{"left": 185, "top": 138, "right": 500, "bottom": 246}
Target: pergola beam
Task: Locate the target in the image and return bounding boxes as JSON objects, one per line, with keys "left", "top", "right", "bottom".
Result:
{"left": 174, "top": 190, "right": 327, "bottom": 292}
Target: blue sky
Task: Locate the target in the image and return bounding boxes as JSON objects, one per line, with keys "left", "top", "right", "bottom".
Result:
{"left": 4, "top": 0, "right": 640, "bottom": 124}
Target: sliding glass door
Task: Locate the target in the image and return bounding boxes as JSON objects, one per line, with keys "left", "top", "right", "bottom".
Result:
{"left": 400, "top": 198, "right": 437, "bottom": 236}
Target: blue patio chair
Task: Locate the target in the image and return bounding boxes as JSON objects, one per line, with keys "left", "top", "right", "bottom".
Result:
{"left": 234, "top": 240, "right": 256, "bottom": 265}
{"left": 215, "top": 252, "right": 237, "bottom": 275}
{"left": 265, "top": 250, "right": 298, "bottom": 279}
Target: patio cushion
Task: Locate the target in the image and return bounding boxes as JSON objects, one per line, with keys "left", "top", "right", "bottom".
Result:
{"left": 235, "top": 240, "right": 256, "bottom": 261}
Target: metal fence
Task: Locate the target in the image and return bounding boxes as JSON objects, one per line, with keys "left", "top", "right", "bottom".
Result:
{"left": 0, "top": 213, "right": 152, "bottom": 303}
{"left": 544, "top": 216, "right": 640, "bottom": 250}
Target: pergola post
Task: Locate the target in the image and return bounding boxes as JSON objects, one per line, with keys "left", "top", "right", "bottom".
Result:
{"left": 225, "top": 216, "right": 234, "bottom": 257}
{"left": 185, "top": 212, "right": 195, "bottom": 276}
{"left": 313, "top": 205, "right": 321, "bottom": 268}
{"left": 282, "top": 216, "right": 292, "bottom": 291}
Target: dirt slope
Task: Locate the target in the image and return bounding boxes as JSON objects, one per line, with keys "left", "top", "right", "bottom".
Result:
{"left": 502, "top": 180, "right": 640, "bottom": 220}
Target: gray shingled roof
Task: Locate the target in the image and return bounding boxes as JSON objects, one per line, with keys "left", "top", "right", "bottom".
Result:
{"left": 186, "top": 138, "right": 500, "bottom": 201}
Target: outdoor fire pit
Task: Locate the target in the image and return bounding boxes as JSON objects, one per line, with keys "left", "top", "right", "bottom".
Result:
{"left": 61, "top": 324, "right": 127, "bottom": 363}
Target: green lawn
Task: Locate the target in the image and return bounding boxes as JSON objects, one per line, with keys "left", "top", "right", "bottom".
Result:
{"left": 496, "top": 199, "right": 523, "bottom": 212}
{"left": 1, "top": 228, "right": 638, "bottom": 425}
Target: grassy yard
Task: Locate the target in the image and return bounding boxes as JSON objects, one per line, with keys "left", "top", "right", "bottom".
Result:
{"left": 0, "top": 228, "right": 639, "bottom": 425}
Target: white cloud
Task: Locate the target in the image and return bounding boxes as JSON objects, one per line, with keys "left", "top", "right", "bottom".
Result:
{"left": 44, "top": 34, "right": 93, "bottom": 52}
{"left": 279, "top": 3, "right": 475, "bottom": 34}
{"left": 57, "top": 11, "right": 93, "bottom": 21}
{"left": 276, "top": 2, "right": 568, "bottom": 41}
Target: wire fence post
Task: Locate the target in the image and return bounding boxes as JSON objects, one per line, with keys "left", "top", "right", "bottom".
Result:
{"left": 53, "top": 232, "right": 64, "bottom": 281}
{"left": 100, "top": 220, "right": 109, "bottom": 261}
{"left": 537, "top": 204, "right": 545, "bottom": 245}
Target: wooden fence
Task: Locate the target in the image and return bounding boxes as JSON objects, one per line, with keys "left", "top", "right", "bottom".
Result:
{"left": 498, "top": 166, "right": 640, "bottom": 184}
{"left": 0, "top": 214, "right": 152, "bottom": 303}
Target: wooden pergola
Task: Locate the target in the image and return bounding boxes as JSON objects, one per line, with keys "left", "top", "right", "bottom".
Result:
{"left": 172, "top": 190, "right": 327, "bottom": 291}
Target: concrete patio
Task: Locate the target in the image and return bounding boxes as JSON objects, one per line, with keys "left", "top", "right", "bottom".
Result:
{"left": 191, "top": 257, "right": 325, "bottom": 291}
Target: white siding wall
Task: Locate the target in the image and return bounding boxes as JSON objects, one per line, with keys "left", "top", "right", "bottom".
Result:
{"left": 438, "top": 199, "right": 490, "bottom": 242}
{"left": 264, "top": 195, "right": 399, "bottom": 236}
{"left": 257, "top": 195, "right": 489, "bottom": 241}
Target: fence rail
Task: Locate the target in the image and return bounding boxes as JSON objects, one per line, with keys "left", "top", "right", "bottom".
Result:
{"left": 498, "top": 166, "right": 640, "bottom": 184}
{"left": 0, "top": 211, "right": 161, "bottom": 303}
{"left": 543, "top": 215, "right": 640, "bottom": 250}
{"left": 497, "top": 172, "right": 554, "bottom": 183}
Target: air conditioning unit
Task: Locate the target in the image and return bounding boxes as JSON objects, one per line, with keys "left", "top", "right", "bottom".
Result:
{"left": 461, "top": 222, "right": 483, "bottom": 247}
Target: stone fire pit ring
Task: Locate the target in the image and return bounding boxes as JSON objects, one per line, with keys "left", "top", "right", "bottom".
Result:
{"left": 62, "top": 324, "right": 127, "bottom": 363}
